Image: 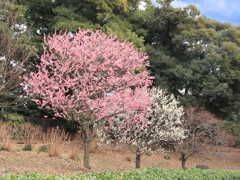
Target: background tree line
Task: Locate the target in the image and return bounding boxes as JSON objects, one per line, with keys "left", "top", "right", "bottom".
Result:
{"left": 6, "top": 0, "right": 238, "bottom": 122}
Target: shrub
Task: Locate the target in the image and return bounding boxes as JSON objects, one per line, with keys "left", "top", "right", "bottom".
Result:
{"left": 224, "top": 121, "right": 240, "bottom": 135}
{"left": 223, "top": 121, "right": 240, "bottom": 147}
{"left": 23, "top": 144, "right": 32, "bottom": 151}
{"left": 38, "top": 145, "right": 48, "bottom": 153}
{"left": 1, "top": 113, "right": 24, "bottom": 123}
{"left": 177, "top": 108, "right": 229, "bottom": 169}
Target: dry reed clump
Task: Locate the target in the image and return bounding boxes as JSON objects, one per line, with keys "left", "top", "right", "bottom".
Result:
{"left": 0, "top": 122, "right": 13, "bottom": 151}
{"left": 8, "top": 122, "right": 44, "bottom": 144}
{"left": 43, "top": 127, "right": 69, "bottom": 157}
{"left": 21, "top": 123, "right": 44, "bottom": 145}
{"left": 69, "top": 134, "right": 82, "bottom": 161}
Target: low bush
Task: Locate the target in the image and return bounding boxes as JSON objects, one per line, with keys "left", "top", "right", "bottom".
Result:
{"left": 38, "top": 145, "right": 48, "bottom": 153}
{"left": 223, "top": 121, "right": 240, "bottom": 147}
{"left": 1, "top": 113, "right": 24, "bottom": 123}
{"left": 223, "top": 121, "right": 240, "bottom": 135}
{"left": 23, "top": 144, "right": 32, "bottom": 151}
{"left": 0, "top": 168, "right": 240, "bottom": 180}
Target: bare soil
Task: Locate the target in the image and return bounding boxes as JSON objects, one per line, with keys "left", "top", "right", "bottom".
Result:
{"left": 0, "top": 143, "right": 239, "bottom": 176}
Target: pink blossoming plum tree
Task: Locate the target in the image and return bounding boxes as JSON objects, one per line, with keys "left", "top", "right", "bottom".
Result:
{"left": 99, "top": 88, "right": 185, "bottom": 168}
{"left": 23, "top": 29, "right": 153, "bottom": 168}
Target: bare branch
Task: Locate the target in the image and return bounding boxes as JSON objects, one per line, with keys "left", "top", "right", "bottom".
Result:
{"left": 0, "top": 0, "right": 33, "bottom": 107}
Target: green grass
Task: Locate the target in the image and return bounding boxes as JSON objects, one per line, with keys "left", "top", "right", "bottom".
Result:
{"left": 1, "top": 168, "right": 240, "bottom": 180}
{"left": 1, "top": 112, "right": 24, "bottom": 123}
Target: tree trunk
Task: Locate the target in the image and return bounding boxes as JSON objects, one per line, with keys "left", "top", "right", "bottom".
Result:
{"left": 135, "top": 147, "right": 141, "bottom": 169}
{"left": 83, "top": 138, "right": 91, "bottom": 169}
{"left": 181, "top": 153, "right": 187, "bottom": 170}
{"left": 82, "top": 124, "right": 91, "bottom": 169}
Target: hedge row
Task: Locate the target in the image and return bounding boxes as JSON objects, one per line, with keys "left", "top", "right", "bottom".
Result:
{"left": 1, "top": 168, "right": 240, "bottom": 180}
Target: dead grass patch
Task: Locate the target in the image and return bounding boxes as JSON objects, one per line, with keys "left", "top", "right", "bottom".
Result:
{"left": 0, "top": 122, "right": 13, "bottom": 151}
{"left": 69, "top": 135, "right": 82, "bottom": 161}
{"left": 43, "top": 127, "right": 69, "bottom": 157}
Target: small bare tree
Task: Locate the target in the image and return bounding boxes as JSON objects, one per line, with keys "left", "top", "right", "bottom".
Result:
{"left": 0, "top": 0, "right": 33, "bottom": 107}
{"left": 177, "top": 108, "right": 225, "bottom": 169}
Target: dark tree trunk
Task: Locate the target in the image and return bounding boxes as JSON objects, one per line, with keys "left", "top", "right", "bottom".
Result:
{"left": 83, "top": 138, "right": 90, "bottom": 169}
{"left": 135, "top": 147, "right": 141, "bottom": 169}
{"left": 82, "top": 123, "right": 91, "bottom": 169}
{"left": 181, "top": 153, "right": 187, "bottom": 170}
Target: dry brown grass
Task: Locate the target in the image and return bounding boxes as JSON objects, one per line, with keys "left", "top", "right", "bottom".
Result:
{"left": 0, "top": 122, "right": 13, "bottom": 151}
{"left": 21, "top": 123, "right": 44, "bottom": 145}
{"left": 69, "top": 134, "right": 82, "bottom": 160}
{"left": 7, "top": 122, "right": 44, "bottom": 144}
{"left": 43, "top": 127, "right": 69, "bottom": 157}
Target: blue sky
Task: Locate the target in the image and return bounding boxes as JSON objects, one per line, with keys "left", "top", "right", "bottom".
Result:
{"left": 152, "top": 0, "right": 240, "bottom": 25}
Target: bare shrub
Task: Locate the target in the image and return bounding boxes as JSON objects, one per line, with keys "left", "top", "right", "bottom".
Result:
{"left": 43, "top": 127, "right": 69, "bottom": 157}
{"left": 0, "top": 122, "right": 13, "bottom": 151}
{"left": 176, "top": 108, "right": 228, "bottom": 169}
{"left": 0, "top": 0, "right": 33, "bottom": 107}
{"left": 7, "top": 122, "right": 22, "bottom": 141}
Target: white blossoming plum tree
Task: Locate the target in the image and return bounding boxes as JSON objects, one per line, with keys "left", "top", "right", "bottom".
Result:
{"left": 99, "top": 88, "right": 185, "bottom": 168}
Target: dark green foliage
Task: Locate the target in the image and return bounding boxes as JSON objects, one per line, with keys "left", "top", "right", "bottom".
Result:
{"left": 23, "top": 144, "right": 32, "bottom": 151}
{"left": 0, "top": 112, "right": 24, "bottom": 123}
{"left": 38, "top": 145, "right": 48, "bottom": 153}
{"left": 21, "top": 0, "right": 144, "bottom": 49}
{"left": 12, "top": 0, "right": 240, "bottom": 122}
{"left": 224, "top": 121, "right": 240, "bottom": 146}
{"left": 1, "top": 168, "right": 240, "bottom": 179}
{"left": 223, "top": 121, "right": 240, "bottom": 137}
{"left": 62, "top": 120, "right": 80, "bottom": 135}
{"left": 14, "top": 100, "right": 55, "bottom": 118}
{"left": 103, "top": 16, "right": 145, "bottom": 49}
{"left": 145, "top": 5, "right": 240, "bottom": 120}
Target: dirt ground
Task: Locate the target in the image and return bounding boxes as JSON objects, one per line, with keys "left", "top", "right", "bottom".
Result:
{"left": 0, "top": 143, "right": 239, "bottom": 176}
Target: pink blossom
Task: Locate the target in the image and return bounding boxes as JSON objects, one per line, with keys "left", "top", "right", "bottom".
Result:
{"left": 23, "top": 29, "right": 153, "bottom": 124}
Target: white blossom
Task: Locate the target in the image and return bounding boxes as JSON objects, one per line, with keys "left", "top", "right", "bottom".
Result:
{"left": 98, "top": 87, "right": 186, "bottom": 154}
